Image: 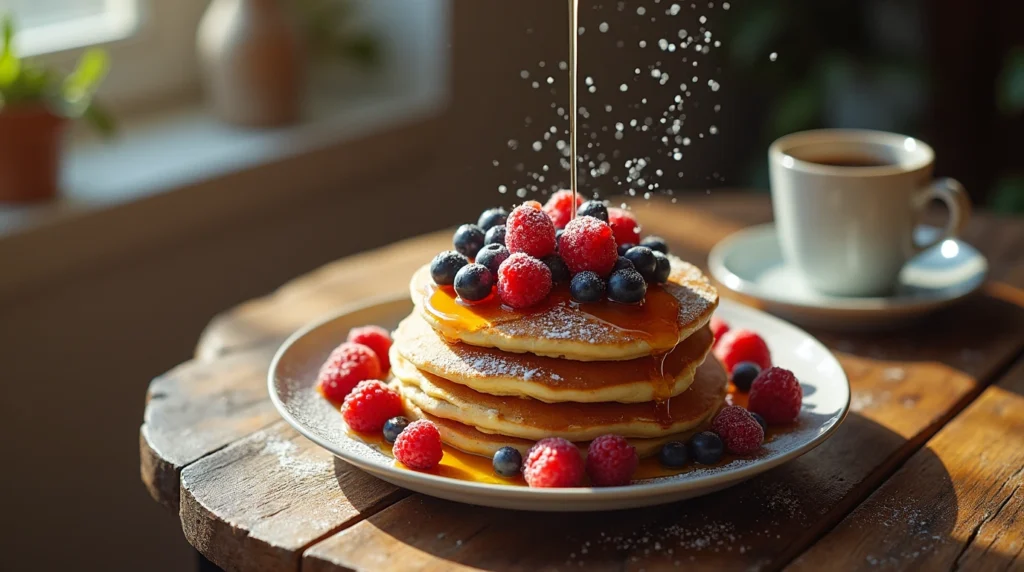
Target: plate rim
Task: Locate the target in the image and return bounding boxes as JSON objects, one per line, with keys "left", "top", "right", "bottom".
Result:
{"left": 268, "top": 294, "right": 851, "bottom": 504}
{"left": 708, "top": 223, "right": 988, "bottom": 314}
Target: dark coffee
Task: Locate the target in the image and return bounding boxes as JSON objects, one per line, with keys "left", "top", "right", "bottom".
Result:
{"left": 803, "top": 155, "right": 893, "bottom": 168}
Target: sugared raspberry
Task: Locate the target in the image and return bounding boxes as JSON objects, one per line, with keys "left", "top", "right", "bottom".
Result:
{"left": 392, "top": 419, "right": 444, "bottom": 470}
{"left": 347, "top": 325, "right": 393, "bottom": 374}
{"left": 710, "top": 316, "right": 730, "bottom": 348}
{"left": 341, "top": 380, "right": 403, "bottom": 433}
{"left": 497, "top": 253, "right": 553, "bottom": 308}
{"left": 713, "top": 328, "right": 771, "bottom": 373}
{"left": 506, "top": 201, "right": 557, "bottom": 258}
{"left": 523, "top": 437, "right": 585, "bottom": 488}
{"left": 543, "top": 190, "right": 584, "bottom": 229}
{"left": 711, "top": 405, "right": 764, "bottom": 454}
{"left": 749, "top": 367, "right": 803, "bottom": 425}
{"left": 316, "top": 343, "right": 382, "bottom": 402}
{"left": 559, "top": 216, "right": 618, "bottom": 276}
{"left": 586, "top": 434, "right": 638, "bottom": 487}
{"left": 608, "top": 207, "right": 641, "bottom": 246}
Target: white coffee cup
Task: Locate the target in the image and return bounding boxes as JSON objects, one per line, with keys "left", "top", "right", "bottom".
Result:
{"left": 769, "top": 129, "right": 971, "bottom": 297}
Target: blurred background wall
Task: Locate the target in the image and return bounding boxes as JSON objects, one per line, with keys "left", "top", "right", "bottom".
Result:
{"left": 0, "top": 1, "right": 1020, "bottom": 570}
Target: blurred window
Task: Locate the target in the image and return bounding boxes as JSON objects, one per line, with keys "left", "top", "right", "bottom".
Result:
{"left": 0, "top": 0, "right": 139, "bottom": 56}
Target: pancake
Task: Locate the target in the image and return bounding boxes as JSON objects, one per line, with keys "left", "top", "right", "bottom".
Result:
{"left": 390, "top": 353, "right": 728, "bottom": 441}
{"left": 392, "top": 314, "right": 714, "bottom": 403}
{"left": 404, "top": 404, "right": 714, "bottom": 459}
{"left": 410, "top": 255, "right": 718, "bottom": 361}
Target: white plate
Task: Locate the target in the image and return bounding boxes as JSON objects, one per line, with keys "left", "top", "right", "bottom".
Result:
{"left": 708, "top": 224, "right": 988, "bottom": 331}
{"left": 269, "top": 295, "right": 849, "bottom": 511}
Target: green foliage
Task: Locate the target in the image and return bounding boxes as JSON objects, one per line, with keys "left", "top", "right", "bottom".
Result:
{"left": 296, "top": 0, "right": 381, "bottom": 69}
{"left": 0, "top": 14, "right": 113, "bottom": 136}
{"left": 997, "top": 47, "right": 1024, "bottom": 117}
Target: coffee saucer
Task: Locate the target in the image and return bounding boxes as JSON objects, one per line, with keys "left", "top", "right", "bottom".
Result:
{"left": 708, "top": 224, "right": 988, "bottom": 331}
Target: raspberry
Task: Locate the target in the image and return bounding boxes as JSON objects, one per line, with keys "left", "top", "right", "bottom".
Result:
{"left": 559, "top": 215, "right": 618, "bottom": 276}
{"left": 347, "top": 325, "right": 393, "bottom": 374}
{"left": 608, "top": 207, "right": 641, "bottom": 246}
{"left": 713, "top": 328, "right": 771, "bottom": 373}
{"left": 586, "top": 434, "right": 638, "bottom": 487}
{"left": 542, "top": 190, "right": 584, "bottom": 229}
{"left": 497, "top": 253, "right": 553, "bottom": 308}
{"left": 749, "top": 367, "right": 803, "bottom": 425}
{"left": 341, "top": 380, "right": 403, "bottom": 433}
{"left": 709, "top": 316, "right": 730, "bottom": 348}
{"left": 316, "top": 343, "right": 382, "bottom": 402}
{"left": 506, "top": 201, "right": 557, "bottom": 258}
{"left": 523, "top": 437, "right": 585, "bottom": 488}
{"left": 711, "top": 405, "right": 764, "bottom": 454}
{"left": 392, "top": 419, "right": 444, "bottom": 470}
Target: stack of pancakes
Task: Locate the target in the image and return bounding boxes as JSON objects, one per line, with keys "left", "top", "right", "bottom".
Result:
{"left": 389, "top": 255, "right": 726, "bottom": 458}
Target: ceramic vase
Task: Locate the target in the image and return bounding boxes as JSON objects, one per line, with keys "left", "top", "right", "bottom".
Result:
{"left": 197, "top": 0, "right": 305, "bottom": 127}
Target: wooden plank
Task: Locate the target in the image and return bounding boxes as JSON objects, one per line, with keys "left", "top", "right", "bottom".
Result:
{"left": 194, "top": 231, "right": 451, "bottom": 361}
{"left": 140, "top": 344, "right": 281, "bottom": 510}
{"left": 788, "top": 358, "right": 1024, "bottom": 571}
{"left": 303, "top": 293, "right": 1024, "bottom": 571}
{"left": 180, "top": 421, "right": 408, "bottom": 572}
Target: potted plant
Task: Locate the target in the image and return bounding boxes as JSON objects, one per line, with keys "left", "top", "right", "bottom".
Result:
{"left": 0, "top": 15, "right": 113, "bottom": 202}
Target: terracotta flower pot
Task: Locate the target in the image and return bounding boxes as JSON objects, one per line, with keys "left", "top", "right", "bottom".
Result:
{"left": 0, "top": 105, "right": 67, "bottom": 203}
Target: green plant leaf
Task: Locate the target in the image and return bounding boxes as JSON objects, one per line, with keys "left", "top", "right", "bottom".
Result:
{"left": 83, "top": 101, "right": 116, "bottom": 138}
{"left": 63, "top": 49, "right": 109, "bottom": 109}
{"left": 989, "top": 174, "right": 1024, "bottom": 213}
{"left": 0, "top": 15, "right": 19, "bottom": 88}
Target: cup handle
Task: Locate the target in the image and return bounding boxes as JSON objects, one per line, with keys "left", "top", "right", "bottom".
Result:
{"left": 913, "top": 177, "right": 972, "bottom": 252}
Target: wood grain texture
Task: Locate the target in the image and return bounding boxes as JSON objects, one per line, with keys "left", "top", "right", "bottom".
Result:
{"left": 788, "top": 358, "right": 1024, "bottom": 572}
{"left": 303, "top": 295, "right": 1024, "bottom": 572}
{"left": 180, "top": 421, "right": 408, "bottom": 572}
{"left": 140, "top": 344, "right": 280, "bottom": 509}
{"left": 139, "top": 194, "right": 1024, "bottom": 571}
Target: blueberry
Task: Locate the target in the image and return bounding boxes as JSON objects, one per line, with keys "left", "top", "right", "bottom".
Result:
{"left": 454, "top": 263, "right": 494, "bottom": 302}
{"left": 542, "top": 254, "right": 571, "bottom": 284}
{"left": 731, "top": 361, "right": 761, "bottom": 392}
{"left": 478, "top": 207, "right": 509, "bottom": 231}
{"left": 608, "top": 268, "right": 647, "bottom": 303}
{"left": 624, "top": 246, "right": 657, "bottom": 282}
{"left": 555, "top": 229, "right": 565, "bottom": 250}
{"left": 430, "top": 251, "right": 469, "bottom": 286}
{"left": 640, "top": 235, "right": 669, "bottom": 254}
{"left": 658, "top": 441, "right": 689, "bottom": 468}
{"left": 750, "top": 411, "right": 768, "bottom": 434}
{"left": 383, "top": 416, "right": 409, "bottom": 444}
{"left": 570, "top": 271, "right": 606, "bottom": 303}
{"left": 577, "top": 200, "right": 609, "bottom": 222}
{"left": 453, "top": 224, "right": 486, "bottom": 258}
{"left": 651, "top": 251, "right": 672, "bottom": 284}
{"left": 617, "top": 242, "right": 636, "bottom": 256}
{"left": 476, "top": 243, "right": 509, "bottom": 276}
{"left": 613, "top": 256, "right": 635, "bottom": 272}
{"left": 688, "top": 431, "right": 724, "bottom": 465}
{"left": 492, "top": 446, "right": 523, "bottom": 477}
{"left": 485, "top": 225, "right": 506, "bottom": 246}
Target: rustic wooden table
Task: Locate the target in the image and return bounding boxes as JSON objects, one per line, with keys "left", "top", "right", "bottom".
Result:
{"left": 140, "top": 194, "right": 1024, "bottom": 572}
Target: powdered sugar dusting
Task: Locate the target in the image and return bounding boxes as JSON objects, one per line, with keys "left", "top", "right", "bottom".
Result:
{"left": 261, "top": 434, "right": 333, "bottom": 479}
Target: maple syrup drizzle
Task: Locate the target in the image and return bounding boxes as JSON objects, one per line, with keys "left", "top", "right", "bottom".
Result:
{"left": 567, "top": 0, "right": 580, "bottom": 213}
{"left": 424, "top": 282, "right": 682, "bottom": 353}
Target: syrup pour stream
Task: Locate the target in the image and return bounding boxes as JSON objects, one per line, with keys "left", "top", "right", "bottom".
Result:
{"left": 567, "top": 0, "right": 579, "bottom": 216}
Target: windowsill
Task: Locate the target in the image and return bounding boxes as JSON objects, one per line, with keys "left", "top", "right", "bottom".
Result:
{"left": 0, "top": 82, "right": 445, "bottom": 238}
{"left": 0, "top": 78, "right": 448, "bottom": 299}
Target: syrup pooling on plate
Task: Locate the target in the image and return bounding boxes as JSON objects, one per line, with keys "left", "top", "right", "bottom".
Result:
{"left": 423, "top": 281, "right": 682, "bottom": 352}
{"left": 348, "top": 382, "right": 794, "bottom": 487}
